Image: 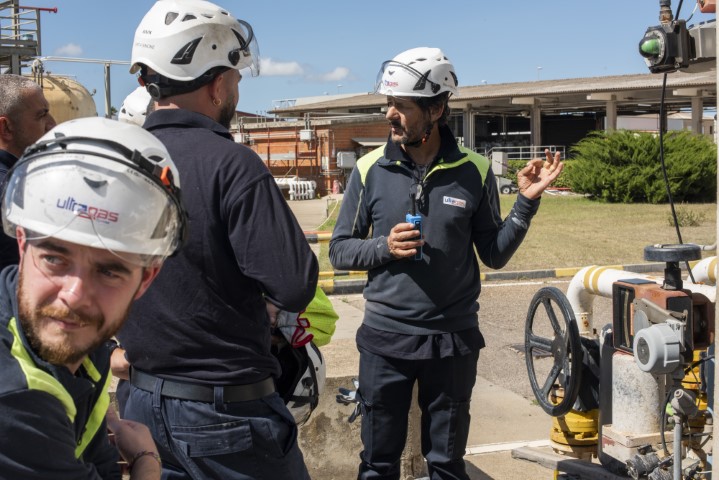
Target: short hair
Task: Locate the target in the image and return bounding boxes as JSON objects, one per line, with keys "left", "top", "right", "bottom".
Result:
{"left": 414, "top": 92, "right": 451, "bottom": 126}
{"left": 0, "top": 75, "right": 42, "bottom": 120}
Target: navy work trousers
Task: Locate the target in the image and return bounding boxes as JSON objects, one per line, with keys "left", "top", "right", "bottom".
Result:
{"left": 124, "top": 380, "right": 310, "bottom": 480}
{"left": 357, "top": 348, "right": 479, "bottom": 480}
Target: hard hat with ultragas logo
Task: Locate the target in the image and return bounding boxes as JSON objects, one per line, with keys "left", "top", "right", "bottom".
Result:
{"left": 375, "top": 47, "right": 458, "bottom": 98}
{"left": 2, "top": 117, "right": 186, "bottom": 266}
{"left": 130, "top": 0, "right": 260, "bottom": 82}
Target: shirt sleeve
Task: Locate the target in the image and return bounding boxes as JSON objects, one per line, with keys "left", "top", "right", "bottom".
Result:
{"left": 226, "top": 174, "right": 319, "bottom": 312}
{"left": 329, "top": 167, "right": 393, "bottom": 271}
{"left": 472, "top": 170, "right": 540, "bottom": 269}
{"left": 0, "top": 389, "right": 117, "bottom": 479}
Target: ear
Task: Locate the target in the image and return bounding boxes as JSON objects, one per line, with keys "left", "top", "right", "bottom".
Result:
{"left": 0, "top": 116, "right": 13, "bottom": 142}
{"left": 134, "top": 265, "right": 162, "bottom": 300}
{"left": 208, "top": 72, "right": 225, "bottom": 103}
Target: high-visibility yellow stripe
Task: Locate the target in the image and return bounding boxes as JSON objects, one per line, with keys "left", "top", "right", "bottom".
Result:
{"left": 75, "top": 360, "right": 111, "bottom": 459}
{"left": 8, "top": 317, "right": 111, "bottom": 459}
{"left": 8, "top": 317, "right": 77, "bottom": 422}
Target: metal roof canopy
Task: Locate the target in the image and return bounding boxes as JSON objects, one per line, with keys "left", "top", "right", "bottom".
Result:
{"left": 352, "top": 137, "right": 386, "bottom": 147}
{"left": 270, "top": 69, "right": 717, "bottom": 118}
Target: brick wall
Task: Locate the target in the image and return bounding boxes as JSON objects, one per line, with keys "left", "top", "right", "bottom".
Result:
{"left": 245, "top": 118, "right": 388, "bottom": 196}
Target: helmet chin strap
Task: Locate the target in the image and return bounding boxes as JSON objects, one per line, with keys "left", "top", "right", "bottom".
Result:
{"left": 405, "top": 123, "right": 434, "bottom": 148}
{"left": 421, "top": 125, "right": 433, "bottom": 144}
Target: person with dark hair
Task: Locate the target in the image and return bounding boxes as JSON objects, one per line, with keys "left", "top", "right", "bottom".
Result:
{"left": 330, "top": 47, "right": 563, "bottom": 480}
{"left": 0, "top": 74, "right": 56, "bottom": 270}
{"left": 114, "top": 1, "right": 318, "bottom": 478}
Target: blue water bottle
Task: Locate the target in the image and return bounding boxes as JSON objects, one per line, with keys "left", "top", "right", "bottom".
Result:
{"left": 405, "top": 212, "right": 422, "bottom": 260}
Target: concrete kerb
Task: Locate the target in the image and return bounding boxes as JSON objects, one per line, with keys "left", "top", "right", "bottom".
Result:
{"left": 318, "top": 262, "right": 667, "bottom": 295}
{"left": 302, "top": 229, "right": 668, "bottom": 293}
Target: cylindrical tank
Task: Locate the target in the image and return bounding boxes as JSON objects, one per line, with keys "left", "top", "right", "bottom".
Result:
{"left": 611, "top": 352, "right": 666, "bottom": 434}
{"left": 36, "top": 74, "right": 97, "bottom": 123}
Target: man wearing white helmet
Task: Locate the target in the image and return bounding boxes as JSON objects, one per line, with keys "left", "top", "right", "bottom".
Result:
{"left": 115, "top": 1, "right": 318, "bottom": 478}
{"left": 0, "top": 117, "right": 187, "bottom": 479}
{"left": 330, "top": 47, "right": 564, "bottom": 479}
{"left": 0, "top": 74, "right": 57, "bottom": 270}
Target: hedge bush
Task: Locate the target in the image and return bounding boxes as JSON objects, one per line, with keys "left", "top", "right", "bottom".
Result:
{"left": 564, "top": 130, "right": 716, "bottom": 203}
{"left": 503, "top": 159, "right": 573, "bottom": 190}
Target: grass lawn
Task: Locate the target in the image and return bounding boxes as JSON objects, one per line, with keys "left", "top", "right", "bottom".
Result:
{"left": 500, "top": 195, "right": 716, "bottom": 271}
{"left": 316, "top": 195, "right": 717, "bottom": 273}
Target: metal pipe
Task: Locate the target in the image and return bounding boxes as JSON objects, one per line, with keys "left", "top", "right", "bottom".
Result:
{"left": 687, "top": 256, "right": 718, "bottom": 285}
{"left": 566, "top": 266, "right": 664, "bottom": 334}
{"left": 566, "top": 265, "right": 717, "bottom": 334}
{"left": 103, "top": 63, "right": 111, "bottom": 118}
{"left": 17, "top": 6, "right": 58, "bottom": 13}
{"left": 37, "top": 55, "right": 129, "bottom": 65}
{"left": 673, "top": 415, "right": 682, "bottom": 480}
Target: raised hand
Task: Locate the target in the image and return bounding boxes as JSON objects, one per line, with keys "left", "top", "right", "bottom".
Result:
{"left": 516, "top": 149, "right": 564, "bottom": 200}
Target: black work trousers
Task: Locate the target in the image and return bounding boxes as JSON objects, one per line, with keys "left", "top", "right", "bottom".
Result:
{"left": 356, "top": 347, "right": 480, "bottom": 480}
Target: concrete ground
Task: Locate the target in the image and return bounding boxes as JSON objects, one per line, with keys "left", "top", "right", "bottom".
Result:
{"left": 289, "top": 196, "right": 606, "bottom": 479}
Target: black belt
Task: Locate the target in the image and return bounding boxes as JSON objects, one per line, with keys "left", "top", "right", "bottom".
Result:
{"left": 130, "top": 369, "right": 275, "bottom": 403}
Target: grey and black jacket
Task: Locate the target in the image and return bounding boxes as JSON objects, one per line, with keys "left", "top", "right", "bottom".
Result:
{"left": 330, "top": 125, "right": 540, "bottom": 335}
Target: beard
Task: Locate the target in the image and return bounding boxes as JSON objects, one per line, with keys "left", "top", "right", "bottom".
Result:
{"left": 389, "top": 119, "right": 433, "bottom": 146}
{"left": 17, "top": 271, "right": 125, "bottom": 367}
{"left": 218, "top": 93, "right": 238, "bottom": 129}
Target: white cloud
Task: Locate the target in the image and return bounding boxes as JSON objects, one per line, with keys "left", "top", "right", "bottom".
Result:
{"left": 260, "top": 58, "right": 304, "bottom": 76}
{"left": 313, "top": 67, "right": 350, "bottom": 83}
{"left": 55, "top": 43, "right": 83, "bottom": 56}
{"left": 259, "top": 58, "right": 352, "bottom": 83}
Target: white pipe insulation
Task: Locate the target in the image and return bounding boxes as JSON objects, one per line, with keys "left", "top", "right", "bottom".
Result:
{"left": 687, "top": 256, "right": 717, "bottom": 286}
{"left": 566, "top": 264, "right": 717, "bottom": 334}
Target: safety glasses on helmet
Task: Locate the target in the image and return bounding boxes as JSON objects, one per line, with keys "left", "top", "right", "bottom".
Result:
{"left": 375, "top": 60, "right": 443, "bottom": 96}
{"left": 227, "top": 19, "right": 260, "bottom": 76}
{"left": 2, "top": 138, "right": 185, "bottom": 267}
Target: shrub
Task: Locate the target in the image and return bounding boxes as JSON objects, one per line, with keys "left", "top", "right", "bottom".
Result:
{"left": 668, "top": 206, "right": 707, "bottom": 227}
{"left": 504, "top": 159, "right": 574, "bottom": 190}
{"left": 565, "top": 130, "right": 717, "bottom": 203}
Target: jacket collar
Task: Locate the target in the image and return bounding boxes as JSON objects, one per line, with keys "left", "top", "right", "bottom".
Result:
{"left": 380, "top": 124, "right": 466, "bottom": 168}
{"left": 0, "top": 265, "right": 18, "bottom": 328}
{"left": 0, "top": 149, "right": 18, "bottom": 171}
{"left": 144, "top": 108, "right": 234, "bottom": 141}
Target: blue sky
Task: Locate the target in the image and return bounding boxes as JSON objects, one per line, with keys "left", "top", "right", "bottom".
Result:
{"left": 19, "top": 1, "right": 716, "bottom": 116}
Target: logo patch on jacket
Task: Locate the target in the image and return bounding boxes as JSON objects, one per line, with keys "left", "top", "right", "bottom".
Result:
{"left": 443, "top": 196, "right": 466, "bottom": 208}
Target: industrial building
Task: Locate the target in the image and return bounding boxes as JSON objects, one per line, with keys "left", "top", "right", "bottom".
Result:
{"left": 2, "top": 1, "right": 715, "bottom": 198}
{"left": 238, "top": 68, "right": 716, "bottom": 197}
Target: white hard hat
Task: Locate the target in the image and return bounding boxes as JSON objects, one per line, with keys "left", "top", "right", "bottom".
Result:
{"left": 130, "top": 0, "right": 260, "bottom": 82}
{"left": 273, "top": 339, "right": 326, "bottom": 426}
{"left": 118, "top": 87, "right": 152, "bottom": 127}
{"left": 2, "top": 117, "right": 186, "bottom": 266}
{"left": 375, "top": 47, "right": 458, "bottom": 98}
